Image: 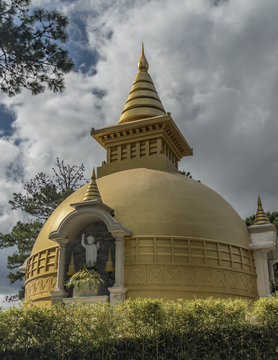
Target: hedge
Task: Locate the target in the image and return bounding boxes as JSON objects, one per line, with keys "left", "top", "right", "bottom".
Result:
{"left": 1, "top": 297, "right": 278, "bottom": 359}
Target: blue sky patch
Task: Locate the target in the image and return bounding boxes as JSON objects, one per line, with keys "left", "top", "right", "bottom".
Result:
{"left": 0, "top": 105, "right": 16, "bottom": 136}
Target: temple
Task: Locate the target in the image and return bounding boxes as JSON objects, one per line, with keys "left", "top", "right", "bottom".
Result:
{"left": 21, "top": 45, "right": 277, "bottom": 306}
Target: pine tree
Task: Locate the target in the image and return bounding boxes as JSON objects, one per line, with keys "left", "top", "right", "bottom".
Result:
{"left": 0, "top": 0, "right": 74, "bottom": 96}
{"left": 0, "top": 158, "right": 86, "bottom": 300}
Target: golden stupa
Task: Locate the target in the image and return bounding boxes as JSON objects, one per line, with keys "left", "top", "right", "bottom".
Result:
{"left": 24, "top": 45, "right": 258, "bottom": 306}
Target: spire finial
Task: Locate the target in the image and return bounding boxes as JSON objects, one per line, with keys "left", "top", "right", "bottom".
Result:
{"left": 66, "top": 252, "right": 76, "bottom": 277}
{"left": 138, "top": 42, "right": 149, "bottom": 72}
{"left": 83, "top": 168, "right": 102, "bottom": 202}
{"left": 118, "top": 42, "right": 165, "bottom": 124}
{"left": 104, "top": 248, "right": 114, "bottom": 273}
{"left": 254, "top": 195, "right": 269, "bottom": 225}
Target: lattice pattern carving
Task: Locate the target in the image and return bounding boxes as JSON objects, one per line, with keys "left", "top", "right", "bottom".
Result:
{"left": 25, "top": 246, "right": 58, "bottom": 283}
{"left": 125, "top": 236, "right": 257, "bottom": 298}
{"left": 125, "top": 236, "right": 256, "bottom": 274}
{"left": 125, "top": 264, "right": 257, "bottom": 297}
{"left": 25, "top": 246, "right": 59, "bottom": 301}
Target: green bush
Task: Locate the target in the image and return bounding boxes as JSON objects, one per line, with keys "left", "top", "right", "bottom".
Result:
{"left": 1, "top": 297, "right": 278, "bottom": 359}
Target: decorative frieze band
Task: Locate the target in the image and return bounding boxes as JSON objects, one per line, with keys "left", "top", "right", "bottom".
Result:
{"left": 125, "top": 236, "right": 256, "bottom": 275}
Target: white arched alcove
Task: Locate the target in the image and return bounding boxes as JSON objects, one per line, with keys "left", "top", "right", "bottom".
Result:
{"left": 49, "top": 199, "right": 132, "bottom": 305}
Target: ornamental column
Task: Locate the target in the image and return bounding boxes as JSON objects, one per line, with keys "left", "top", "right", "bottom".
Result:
{"left": 109, "top": 232, "right": 127, "bottom": 305}
{"left": 252, "top": 251, "right": 272, "bottom": 297}
{"left": 51, "top": 238, "right": 69, "bottom": 305}
{"left": 248, "top": 196, "right": 277, "bottom": 297}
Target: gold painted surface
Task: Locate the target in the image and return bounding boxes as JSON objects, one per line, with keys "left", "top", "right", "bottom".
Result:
{"left": 25, "top": 274, "right": 57, "bottom": 302}
{"left": 124, "top": 235, "right": 257, "bottom": 299}
{"left": 120, "top": 107, "right": 165, "bottom": 122}
{"left": 126, "top": 268, "right": 257, "bottom": 300}
{"left": 125, "top": 236, "right": 255, "bottom": 272}
{"left": 138, "top": 43, "right": 149, "bottom": 71}
{"left": 122, "top": 98, "right": 165, "bottom": 114}
{"left": 27, "top": 233, "right": 257, "bottom": 305}
{"left": 92, "top": 114, "right": 192, "bottom": 176}
{"left": 31, "top": 168, "right": 251, "bottom": 255}
{"left": 105, "top": 248, "right": 114, "bottom": 273}
{"left": 254, "top": 195, "right": 269, "bottom": 225}
{"left": 67, "top": 252, "right": 76, "bottom": 276}
{"left": 130, "top": 81, "right": 157, "bottom": 93}
{"left": 92, "top": 115, "right": 192, "bottom": 155}
{"left": 126, "top": 90, "right": 161, "bottom": 102}
{"left": 26, "top": 246, "right": 58, "bottom": 279}
{"left": 118, "top": 45, "right": 166, "bottom": 124}
{"left": 98, "top": 154, "right": 177, "bottom": 178}
{"left": 83, "top": 168, "right": 102, "bottom": 201}
{"left": 25, "top": 246, "right": 58, "bottom": 304}
{"left": 133, "top": 71, "right": 153, "bottom": 83}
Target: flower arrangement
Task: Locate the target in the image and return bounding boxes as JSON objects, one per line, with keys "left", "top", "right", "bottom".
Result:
{"left": 66, "top": 266, "right": 104, "bottom": 296}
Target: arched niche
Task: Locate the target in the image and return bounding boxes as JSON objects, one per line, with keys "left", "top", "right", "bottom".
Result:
{"left": 49, "top": 204, "right": 127, "bottom": 241}
{"left": 49, "top": 200, "right": 132, "bottom": 304}
{"left": 64, "top": 221, "right": 115, "bottom": 296}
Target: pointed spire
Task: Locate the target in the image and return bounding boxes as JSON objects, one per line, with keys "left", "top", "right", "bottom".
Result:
{"left": 254, "top": 195, "right": 269, "bottom": 225}
{"left": 118, "top": 43, "right": 166, "bottom": 124}
{"left": 104, "top": 248, "right": 114, "bottom": 273}
{"left": 66, "top": 252, "right": 76, "bottom": 276}
{"left": 83, "top": 168, "right": 102, "bottom": 202}
{"left": 138, "top": 42, "right": 149, "bottom": 72}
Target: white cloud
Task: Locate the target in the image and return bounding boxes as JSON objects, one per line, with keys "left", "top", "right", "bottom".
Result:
{"left": 1, "top": 0, "right": 277, "bottom": 217}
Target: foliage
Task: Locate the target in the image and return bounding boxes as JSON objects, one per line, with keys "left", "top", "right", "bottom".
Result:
{"left": 0, "top": 158, "right": 86, "bottom": 299}
{"left": 179, "top": 170, "right": 200, "bottom": 182}
{"left": 0, "top": 0, "right": 74, "bottom": 96}
{"left": 179, "top": 170, "right": 193, "bottom": 178}
{"left": 9, "top": 158, "right": 86, "bottom": 221}
{"left": 1, "top": 297, "right": 278, "bottom": 359}
{"left": 0, "top": 221, "right": 42, "bottom": 283}
{"left": 65, "top": 266, "right": 104, "bottom": 291}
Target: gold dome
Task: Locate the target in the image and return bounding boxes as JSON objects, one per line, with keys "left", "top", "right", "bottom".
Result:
{"left": 32, "top": 168, "right": 250, "bottom": 255}
{"left": 26, "top": 168, "right": 257, "bottom": 305}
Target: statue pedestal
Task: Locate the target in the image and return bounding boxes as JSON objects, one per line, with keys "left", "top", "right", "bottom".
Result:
{"left": 58, "top": 287, "right": 127, "bottom": 307}
{"left": 62, "top": 295, "right": 109, "bottom": 307}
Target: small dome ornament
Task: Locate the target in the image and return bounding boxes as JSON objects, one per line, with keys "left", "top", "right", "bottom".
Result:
{"left": 83, "top": 168, "right": 102, "bottom": 202}
{"left": 254, "top": 195, "right": 270, "bottom": 225}
{"left": 138, "top": 42, "right": 149, "bottom": 72}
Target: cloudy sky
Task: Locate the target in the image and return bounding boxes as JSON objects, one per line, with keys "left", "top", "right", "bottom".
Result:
{"left": 1, "top": 0, "right": 278, "bottom": 302}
